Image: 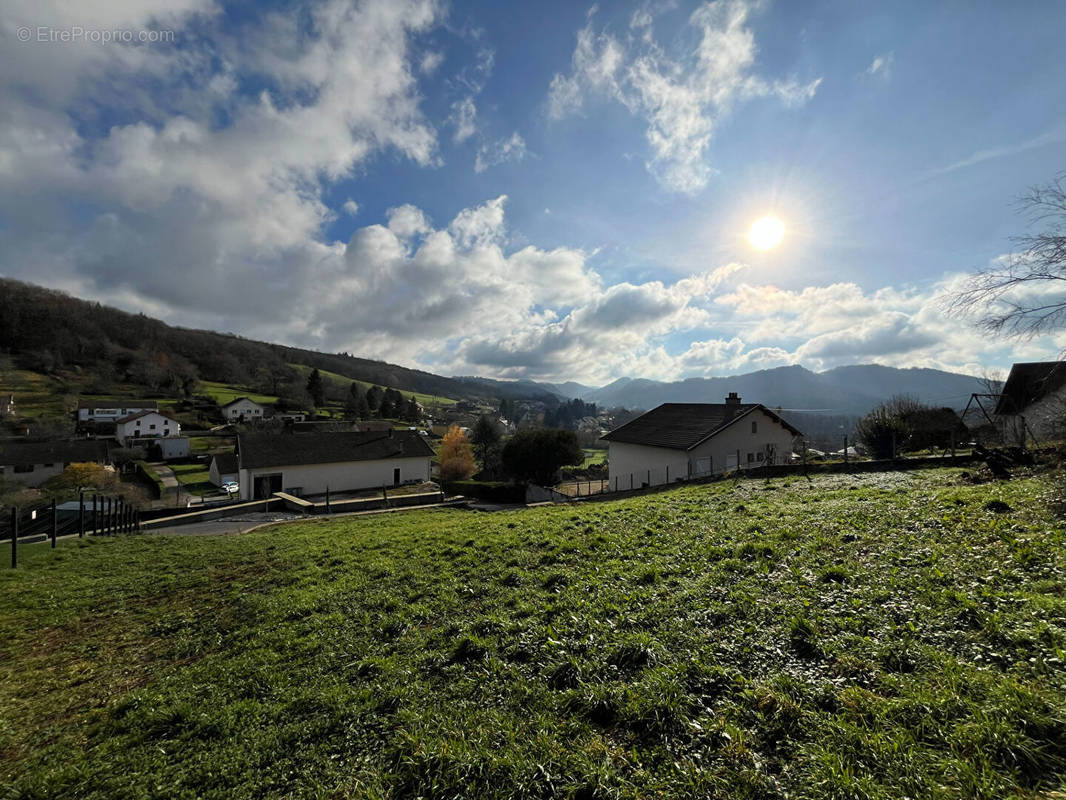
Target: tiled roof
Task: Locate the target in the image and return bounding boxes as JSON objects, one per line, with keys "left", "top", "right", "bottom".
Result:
{"left": 221, "top": 397, "right": 264, "bottom": 409}
{"left": 601, "top": 403, "right": 802, "bottom": 450}
{"left": 212, "top": 453, "right": 238, "bottom": 473}
{"left": 238, "top": 430, "right": 435, "bottom": 469}
{"left": 994, "top": 362, "right": 1066, "bottom": 416}
{"left": 0, "top": 439, "right": 110, "bottom": 466}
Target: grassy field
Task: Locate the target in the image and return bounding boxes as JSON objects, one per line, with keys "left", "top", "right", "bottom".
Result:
{"left": 287, "top": 363, "right": 458, "bottom": 408}
{"left": 2, "top": 468, "right": 1065, "bottom": 798}
{"left": 167, "top": 462, "right": 215, "bottom": 496}
{"left": 198, "top": 381, "right": 279, "bottom": 407}
{"left": 581, "top": 448, "right": 608, "bottom": 469}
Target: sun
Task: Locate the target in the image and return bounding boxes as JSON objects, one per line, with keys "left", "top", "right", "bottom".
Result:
{"left": 748, "top": 216, "right": 785, "bottom": 250}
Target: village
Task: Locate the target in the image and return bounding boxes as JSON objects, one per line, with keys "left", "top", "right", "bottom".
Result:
{"left": 3, "top": 2, "right": 1066, "bottom": 795}
{"left": 1, "top": 359, "right": 1061, "bottom": 534}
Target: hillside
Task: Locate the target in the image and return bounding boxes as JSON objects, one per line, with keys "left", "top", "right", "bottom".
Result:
{"left": 0, "top": 278, "right": 549, "bottom": 407}
{"left": 0, "top": 278, "right": 990, "bottom": 422}
{"left": 2, "top": 468, "right": 1064, "bottom": 797}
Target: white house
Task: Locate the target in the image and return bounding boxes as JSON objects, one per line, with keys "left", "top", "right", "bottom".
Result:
{"left": 221, "top": 397, "right": 267, "bottom": 423}
{"left": 601, "top": 393, "right": 802, "bottom": 489}
{"left": 994, "top": 362, "right": 1066, "bottom": 443}
{"left": 209, "top": 453, "right": 238, "bottom": 486}
{"left": 0, "top": 440, "right": 110, "bottom": 487}
{"left": 236, "top": 429, "right": 435, "bottom": 500}
{"left": 115, "top": 410, "right": 180, "bottom": 445}
{"left": 77, "top": 399, "right": 157, "bottom": 424}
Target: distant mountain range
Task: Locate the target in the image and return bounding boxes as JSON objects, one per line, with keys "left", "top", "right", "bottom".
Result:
{"left": 1, "top": 277, "right": 988, "bottom": 417}
{"left": 507, "top": 364, "right": 988, "bottom": 416}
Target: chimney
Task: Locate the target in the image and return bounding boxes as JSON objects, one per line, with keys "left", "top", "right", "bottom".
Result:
{"left": 725, "top": 392, "right": 741, "bottom": 405}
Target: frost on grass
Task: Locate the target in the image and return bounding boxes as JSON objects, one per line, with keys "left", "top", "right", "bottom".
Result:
{"left": 2, "top": 467, "right": 1065, "bottom": 799}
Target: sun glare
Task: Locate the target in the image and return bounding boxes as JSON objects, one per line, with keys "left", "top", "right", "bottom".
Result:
{"left": 748, "top": 216, "right": 785, "bottom": 250}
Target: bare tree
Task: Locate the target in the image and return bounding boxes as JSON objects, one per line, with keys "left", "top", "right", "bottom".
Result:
{"left": 948, "top": 172, "right": 1066, "bottom": 338}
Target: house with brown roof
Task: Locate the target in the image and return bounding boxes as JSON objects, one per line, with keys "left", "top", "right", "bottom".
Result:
{"left": 601, "top": 393, "right": 802, "bottom": 489}
{"left": 236, "top": 429, "right": 434, "bottom": 500}
{"left": 994, "top": 362, "right": 1066, "bottom": 443}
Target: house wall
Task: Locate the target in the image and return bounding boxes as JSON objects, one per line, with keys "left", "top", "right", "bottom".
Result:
{"left": 607, "top": 442, "right": 689, "bottom": 489}
{"left": 78, "top": 404, "right": 155, "bottom": 422}
{"left": 607, "top": 408, "right": 797, "bottom": 488}
{"left": 239, "top": 456, "right": 431, "bottom": 499}
{"left": 224, "top": 399, "right": 266, "bottom": 421}
{"left": 208, "top": 460, "right": 238, "bottom": 486}
{"left": 1015, "top": 386, "right": 1066, "bottom": 441}
{"left": 116, "top": 412, "right": 180, "bottom": 446}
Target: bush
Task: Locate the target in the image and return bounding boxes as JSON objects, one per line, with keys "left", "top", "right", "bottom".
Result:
{"left": 501, "top": 428, "right": 583, "bottom": 486}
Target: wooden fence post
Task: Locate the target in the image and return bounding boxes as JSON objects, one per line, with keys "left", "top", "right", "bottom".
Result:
{"left": 51, "top": 499, "right": 57, "bottom": 549}
{"left": 10, "top": 507, "right": 17, "bottom": 569}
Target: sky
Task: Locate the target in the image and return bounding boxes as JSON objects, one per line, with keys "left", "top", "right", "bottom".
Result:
{"left": 2, "top": 0, "right": 1066, "bottom": 386}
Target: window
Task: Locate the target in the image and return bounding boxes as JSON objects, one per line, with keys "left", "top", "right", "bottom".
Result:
{"left": 751, "top": 421, "right": 758, "bottom": 434}
{"left": 747, "top": 453, "right": 754, "bottom": 463}
{"left": 14, "top": 464, "right": 34, "bottom": 473}
{"left": 757, "top": 452, "right": 764, "bottom": 462}
{"left": 150, "top": 424, "right": 157, "bottom": 430}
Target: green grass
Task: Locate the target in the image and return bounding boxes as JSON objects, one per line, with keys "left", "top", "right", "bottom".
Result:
{"left": 167, "top": 462, "right": 215, "bottom": 496}
{"left": 581, "top": 448, "right": 608, "bottom": 469}
{"left": 287, "top": 363, "right": 458, "bottom": 407}
{"left": 198, "top": 381, "right": 279, "bottom": 406}
{"left": 2, "top": 468, "right": 1066, "bottom": 798}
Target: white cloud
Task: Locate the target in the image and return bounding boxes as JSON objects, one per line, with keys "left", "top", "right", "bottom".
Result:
{"left": 865, "top": 51, "right": 894, "bottom": 79}
{"left": 548, "top": 0, "right": 821, "bottom": 193}
{"left": 343, "top": 199, "right": 360, "bottom": 215}
{"left": 474, "top": 131, "right": 528, "bottom": 173}
{"left": 449, "top": 96, "right": 478, "bottom": 143}
{"left": 420, "top": 50, "right": 444, "bottom": 74}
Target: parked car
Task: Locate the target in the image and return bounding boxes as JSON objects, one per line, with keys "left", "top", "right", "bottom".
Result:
{"left": 221, "top": 481, "right": 239, "bottom": 495}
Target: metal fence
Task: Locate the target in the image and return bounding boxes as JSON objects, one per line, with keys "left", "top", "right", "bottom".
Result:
{"left": 2, "top": 493, "right": 141, "bottom": 568}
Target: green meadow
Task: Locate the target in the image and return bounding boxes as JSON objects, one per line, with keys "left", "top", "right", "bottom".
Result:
{"left": 1, "top": 468, "right": 1064, "bottom": 798}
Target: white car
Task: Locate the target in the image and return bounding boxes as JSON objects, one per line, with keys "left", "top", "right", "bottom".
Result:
{"left": 221, "top": 481, "right": 239, "bottom": 496}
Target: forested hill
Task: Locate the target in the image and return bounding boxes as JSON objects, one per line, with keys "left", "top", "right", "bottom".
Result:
{"left": 0, "top": 278, "right": 549, "bottom": 403}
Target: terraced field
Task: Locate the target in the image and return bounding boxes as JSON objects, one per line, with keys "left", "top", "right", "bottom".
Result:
{"left": 1, "top": 468, "right": 1064, "bottom": 798}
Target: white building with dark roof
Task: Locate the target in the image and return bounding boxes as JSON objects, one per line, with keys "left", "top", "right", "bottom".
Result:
{"left": 236, "top": 429, "right": 434, "bottom": 500}
{"left": 0, "top": 440, "right": 111, "bottom": 487}
{"left": 221, "top": 397, "right": 267, "bottom": 423}
{"left": 601, "top": 393, "right": 802, "bottom": 489}
{"left": 994, "top": 361, "right": 1066, "bottom": 442}
{"left": 77, "top": 399, "right": 158, "bottom": 424}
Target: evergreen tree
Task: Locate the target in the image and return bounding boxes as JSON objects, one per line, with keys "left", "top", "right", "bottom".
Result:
{"left": 345, "top": 382, "right": 365, "bottom": 419}
{"left": 366, "top": 385, "right": 384, "bottom": 413}
{"left": 306, "top": 368, "right": 325, "bottom": 408}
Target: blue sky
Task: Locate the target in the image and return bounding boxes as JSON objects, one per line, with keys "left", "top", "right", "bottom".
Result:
{"left": 2, "top": 0, "right": 1065, "bottom": 384}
